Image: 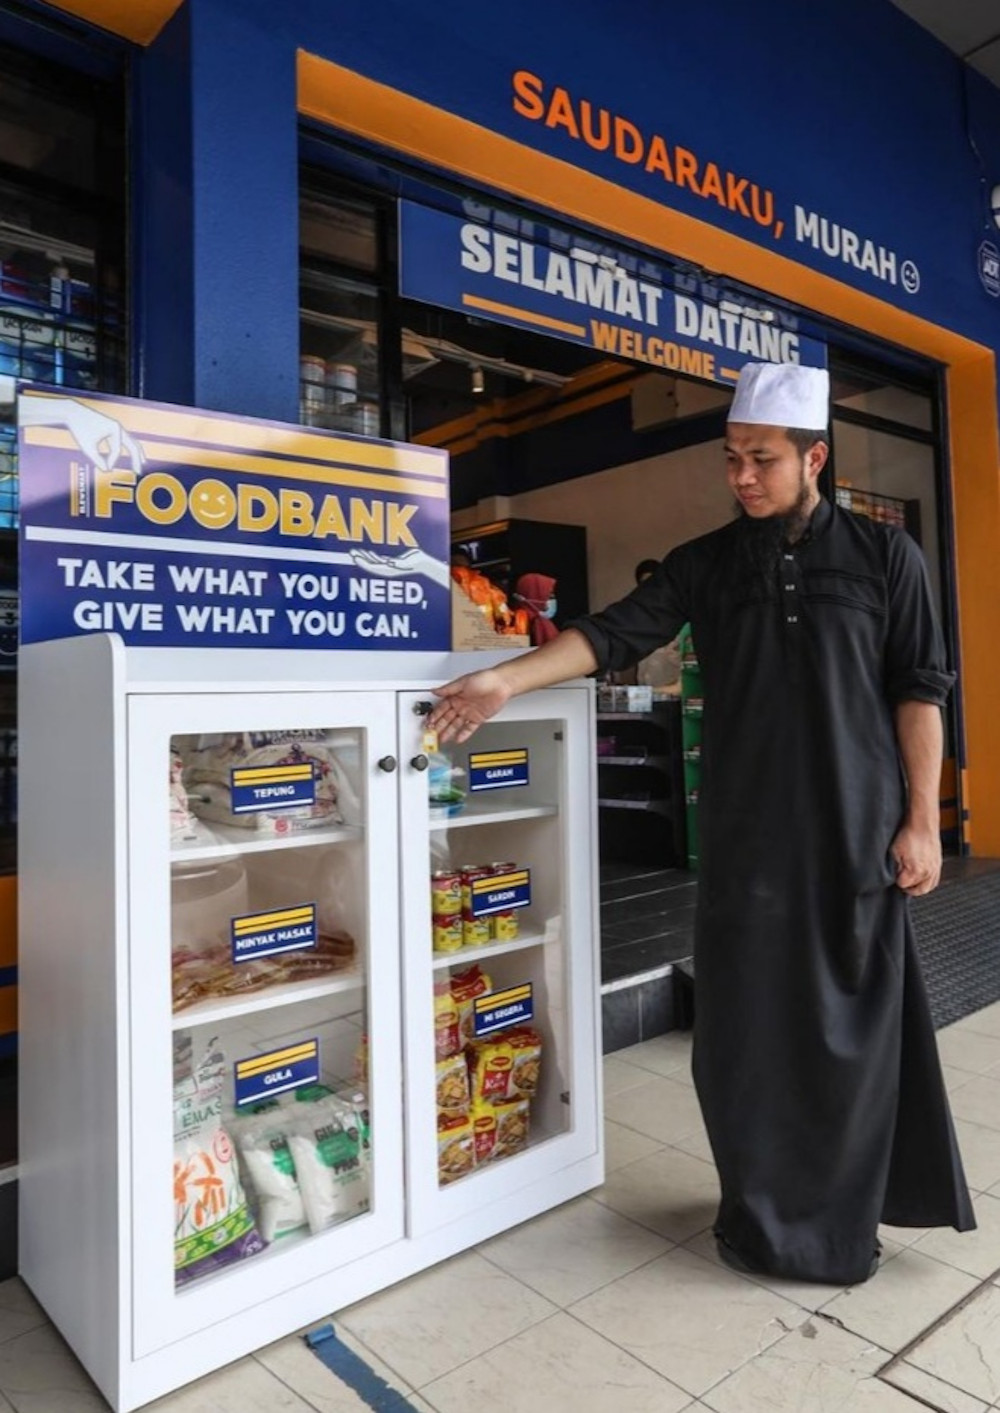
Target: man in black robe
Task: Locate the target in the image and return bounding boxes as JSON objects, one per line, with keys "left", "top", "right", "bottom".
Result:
{"left": 428, "top": 361, "right": 975, "bottom": 1285}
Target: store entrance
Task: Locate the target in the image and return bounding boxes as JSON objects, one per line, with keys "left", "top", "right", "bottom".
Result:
{"left": 398, "top": 307, "right": 961, "bottom": 1003}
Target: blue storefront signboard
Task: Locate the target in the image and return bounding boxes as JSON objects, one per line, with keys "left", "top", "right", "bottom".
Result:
{"left": 18, "top": 388, "right": 451, "bottom": 651}
{"left": 230, "top": 902, "right": 318, "bottom": 964}
{"left": 234, "top": 1039, "right": 320, "bottom": 1106}
{"left": 400, "top": 200, "right": 826, "bottom": 386}
{"left": 468, "top": 747, "right": 530, "bottom": 792}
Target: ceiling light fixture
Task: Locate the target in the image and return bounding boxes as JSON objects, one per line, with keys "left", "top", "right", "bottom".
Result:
{"left": 471, "top": 365, "right": 485, "bottom": 395}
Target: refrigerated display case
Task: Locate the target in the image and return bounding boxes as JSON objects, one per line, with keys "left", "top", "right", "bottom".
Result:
{"left": 18, "top": 636, "right": 601, "bottom": 1412}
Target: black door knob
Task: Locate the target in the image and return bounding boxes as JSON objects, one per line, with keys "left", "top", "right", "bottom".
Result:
{"left": 377, "top": 755, "right": 397, "bottom": 773}
{"left": 410, "top": 754, "right": 429, "bottom": 771}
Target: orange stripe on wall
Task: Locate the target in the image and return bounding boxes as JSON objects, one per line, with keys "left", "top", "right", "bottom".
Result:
{"left": 0, "top": 877, "right": 16, "bottom": 971}
{"left": 298, "top": 50, "right": 1000, "bottom": 854}
{"left": 0, "top": 987, "right": 15, "bottom": 1038}
{"left": 48, "top": 0, "right": 182, "bottom": 44}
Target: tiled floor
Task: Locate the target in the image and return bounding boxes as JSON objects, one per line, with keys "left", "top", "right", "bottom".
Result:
{"left": 6, "top": 1005, "right": 1000, "bottom": 1412}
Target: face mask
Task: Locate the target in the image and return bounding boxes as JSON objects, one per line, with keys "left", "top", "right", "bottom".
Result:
{"left": 541, "top": 598, "right": 558, "bottom": 619}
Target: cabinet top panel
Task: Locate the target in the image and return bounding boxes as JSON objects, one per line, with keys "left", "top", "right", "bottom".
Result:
{"left": 20, "top": 635, "right": 594, "bottom": 695}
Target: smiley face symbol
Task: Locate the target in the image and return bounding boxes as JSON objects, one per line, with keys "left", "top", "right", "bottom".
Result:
{"left": 189, "top": 478, "right": 237, "bottom": 529}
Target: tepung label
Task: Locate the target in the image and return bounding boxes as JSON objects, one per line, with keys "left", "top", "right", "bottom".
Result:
{"left": 469, "top": 868, "right": 531, "bottom": 917}
{"left": 230, "top": 761, "right": 315, "bottom": 814}
{"left": 473, "top": 983, "right": 534, "bottom": 1037}
{"left": 234, "top": 1039, "right": 320, "bottom": 1106}
{"left": 468, "top": 747, "right": 529, "bottom": 791}
{"left": 231, "top": 903, "right": 317, "bottom": 964}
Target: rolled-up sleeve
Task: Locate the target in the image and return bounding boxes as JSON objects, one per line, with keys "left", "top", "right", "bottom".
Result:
{"left": 883, "top": 528, "right": 954, "bottom": 707}
{"left": 568, "top": 549, "right": 692, "bottom": 674}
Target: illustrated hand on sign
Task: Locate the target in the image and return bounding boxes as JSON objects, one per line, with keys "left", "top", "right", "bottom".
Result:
{"left": 19, "top": 395, "right": 146, "bottom": 474}
{"left": 350, "top": 546, "right": 451, "bottom": 590}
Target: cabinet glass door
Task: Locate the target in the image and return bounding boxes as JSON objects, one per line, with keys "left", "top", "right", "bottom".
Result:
{"left": 398, "top": 687, "right": 601, "bottom": 1237}
{"left": 128, "top": 691, "right": 403, "bottom": 1356}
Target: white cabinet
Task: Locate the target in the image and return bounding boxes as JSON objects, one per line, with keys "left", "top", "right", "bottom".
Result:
{"left": 18, "top": 636, "right": 602, "bottom": 1412}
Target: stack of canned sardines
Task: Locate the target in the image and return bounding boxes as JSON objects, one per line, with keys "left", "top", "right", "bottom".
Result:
{"left": 431, "top": 863, "right": 520, "bottom": 952}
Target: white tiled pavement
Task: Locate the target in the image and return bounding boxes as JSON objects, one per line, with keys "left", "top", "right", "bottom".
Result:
{"left": 5, "top": 1002, "right": 1000, "bottom": 1412}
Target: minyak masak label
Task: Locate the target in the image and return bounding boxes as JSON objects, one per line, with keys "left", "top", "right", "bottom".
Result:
{"left": 400, "top": 201, "right": 826, "bottom": 385}
{"left": 18, "top": 388, "right": 451, "bottom": 651}
{"left": 230, "top": 902, "right": 318, "bottom": 964}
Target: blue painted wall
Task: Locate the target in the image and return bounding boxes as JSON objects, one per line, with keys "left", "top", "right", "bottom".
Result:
{"left": 129, "top": 0, "right": 1000, "bottom": 416}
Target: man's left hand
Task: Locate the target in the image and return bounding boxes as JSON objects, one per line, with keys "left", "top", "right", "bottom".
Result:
{"left": 890, "top": 819, "right": 942, "bottom": 896}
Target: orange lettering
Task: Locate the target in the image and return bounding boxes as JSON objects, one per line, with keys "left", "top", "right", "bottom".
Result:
{"left": 700, "top": 162, "right": 726, "bottom": 206}
{"left": 580, "top": 99, "right": 610, "bottom": 151}
{"left": 751, "top": 185, "right": 775, "bottom": 227}
{"left": 680, "top": 347, "right": 705, "bottom": 376}
{"left": 545, "top": 86, "right": 580, "bottom": 139}
{"left": 726, "top": 174, "right": 750, "bottom": 216}
{"left": 511, "top": 70, "right": 545, "bottom": 120}
{"left": 613, "top": 116, "right": 644, "bottom": 164}
{"left": 619, "top": 329, "right": 635, "bottom": 357}
{"left": 644, "top": 135, "right": 674, "bottom": 182}
{"left": 675, "top": 147, "right": 701, "bottom": 194}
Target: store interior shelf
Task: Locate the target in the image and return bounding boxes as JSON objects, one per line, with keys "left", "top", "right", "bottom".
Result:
{"left": 596, "top": 711, "right": 670, "bottom": 723}
{"left": 431, "top": 927, "right": 551, "bottom": 971}
{"left": 170, "top": 821, "right": 364, "bottom": 863}
{"left": 598, "top": 754, "right": 669, "bottom": 767}
{"left": 597, "top": 797, "right": 669, "bottom": 812}
{"left": 429, "top": 802, "right": 558, "bottom": 831}
{"left": 170, "top": 968, "right": 364, "bottom": 1030}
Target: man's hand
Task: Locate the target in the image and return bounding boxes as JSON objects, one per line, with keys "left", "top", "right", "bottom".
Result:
{"left": 890, "top": 818, "right": 942, "bottom": 896}
{"left": 429, "top": 668, "right": 513, "bottom": 743}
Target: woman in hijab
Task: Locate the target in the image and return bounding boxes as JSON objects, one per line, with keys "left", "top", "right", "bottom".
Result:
{"left": 513, "top": 572, "right": 559, "bottom": 647}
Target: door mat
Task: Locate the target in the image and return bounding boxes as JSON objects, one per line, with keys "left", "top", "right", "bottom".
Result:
{"left": 912, "top": 872, "right": 1000, "bottom": 1029}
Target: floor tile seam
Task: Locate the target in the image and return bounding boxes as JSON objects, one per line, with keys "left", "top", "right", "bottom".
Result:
{"left": 401, "top": 1308, "right": 578, "bottom": 1398}
{"left": 332, "top": 1314, "right": 447, "bottom": 1396}
{"left": 554, "top": 1304, "right": 700, "bottom": 1403}
{"left": 879, "top": 1366, "right": 984, "bottom": 1413}
{"left": 0, "top": 1317, "right": 49, "bottom": 1351}
{"left": 474, "top": 1232, "right": 679, "bottom": 1311}
{"left": 612, "top": 1059, "right": 693, "bottom": 1084}
{"left": 871, "top": 1264, "right": 1000, "bottom": 1396}
{"left": 250, "top": 1344, "right": 348, "bottom": 1413}
{"left": 588, "top": 1187, "right": 712, "bottom": 1245}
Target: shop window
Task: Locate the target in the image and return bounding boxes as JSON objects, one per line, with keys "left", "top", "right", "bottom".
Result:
{"left": 298, "top": 271, "right": 381, "bottom": 436}
{"left": 0, "top": 44, "right": 125, "bottom": 870}
{"left": 299, "top": 181, "right": 390, "bottom": 438}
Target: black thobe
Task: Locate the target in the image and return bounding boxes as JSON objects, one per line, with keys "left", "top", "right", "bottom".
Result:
{"left": 574, "top": 498, "right": 975, "bottom": 1284}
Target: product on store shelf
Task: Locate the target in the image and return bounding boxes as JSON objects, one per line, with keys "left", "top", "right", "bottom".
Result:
{"left": 431, "top": 869, "right": 463, "bottom": 916}
{"left": 450, "top": 965, "right": 492, "bottom": 1047}
{"left": 171, "top": 927, "right": 356, "bottom": 1013}
{"left": 169, "top": 747, "right": 198, "bottom": 842}
{"left": 173, "top": 1039, "right": 266, "bottom": 1286}
{"left": 181, "top": 730, "right": 352, "bottom": 834}
{"left": 434, "top": 980, "right": 462, "bottom": 1060}
{"left": 493, "top": 1096, "right": 530, "bottom": 1159}
{"left": 427, "top": 752, "right": 467, "bottom": 818}
{"left": 467, "top": 1027, "right": 543, "bottom": 1106}
{"left": 435, "top": 1052, "right": 470, "bottom": 1117}
{"left": 437, "top": 1112, "right": 475, "bottom": 1185}
{"left": 233, "top": 1109, "right": 307, "bottom": 1243}
{"left": 286, "top": 1091, "right": 370, "bottom": 1233}
{"left": 432, "top": 912, "right": 464, "bottom": 954}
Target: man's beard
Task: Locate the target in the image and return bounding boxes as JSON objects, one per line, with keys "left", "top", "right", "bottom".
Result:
{"left": 731, "top": 475, "right": 814, "bottom": 597}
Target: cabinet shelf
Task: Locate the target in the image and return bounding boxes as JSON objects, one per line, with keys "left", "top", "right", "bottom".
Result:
{"left": 598, "top": 754, "right": 669, "bottom": 767}
{"left": 170, "top": 821, "right": 364, "bottom": 863}
{"left": 596, "top": 711, "right": 666, "bottom": 723}
{"left": 431, "top": 927, "right": 550, "bottom": 971}
{"left": 598, "top": 797, "right": 669, "bottom": 812}
{"left": 170, "top": 968, "right": 364, "bottom": 1030}
{"left": 429, "top": 802, "right": 557, "bottom": 831}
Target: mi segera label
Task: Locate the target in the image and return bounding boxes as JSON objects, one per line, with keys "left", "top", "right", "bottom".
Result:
{"left": 473, "top": 983, "right": 534, "bottom": 1037}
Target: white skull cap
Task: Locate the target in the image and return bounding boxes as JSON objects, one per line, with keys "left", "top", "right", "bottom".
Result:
{"left": 728, "top": 362, "right": 830, "bottom": 429}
